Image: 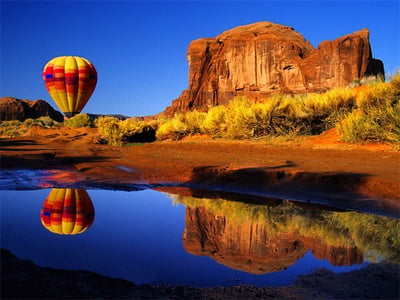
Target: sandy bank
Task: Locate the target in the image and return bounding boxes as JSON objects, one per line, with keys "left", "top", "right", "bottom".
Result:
{"left": 1, "top": 127, "right": 399, "bottom": 217}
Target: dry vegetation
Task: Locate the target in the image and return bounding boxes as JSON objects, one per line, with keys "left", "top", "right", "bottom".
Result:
{"left": 156, "top": 73, "right": 399, "bottom": 143}
{"left": 1, "top": 73, "right": 399, "bottom": 146}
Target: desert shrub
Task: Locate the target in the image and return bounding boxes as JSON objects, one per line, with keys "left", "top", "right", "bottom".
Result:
{"left": 119, "top": 119, "right": 146, "bottom": 135}
{"left": 201, "top": 105, "right": 227, "bottom": 137}
{"left": 338, "top": 101, "right": 400, "bottom": 143}
{"left": 337, "top": 110, "right": 382, "bottom": 142}
{"left": 338, "top": 72, "right": 400, "bottom": 143}
{"left": 156, "top": 111, "right": 206, "bottom": 140}
{"left": 119, "top": 118, "right": 157, "bottom": 143}
{"left": 355, "top": 83, "right": 394, "bottom": 109}
{"left": 0, "top": 120, "right": 21, "bottom": 137}
{"left": 96, "top": 116, "right": 124, "bottom": 146}
{"left": 28, "top": 116, "right": 59, "bottom": 129}
{"left": 96, "top": 116, "right": 159, "bottom": 145}
{"left": 1, "top": 120, "right": 22, "bottom": 127}
{"left": 184, "top": 110, "right": 207, "bottom": 135}
{"left": 64, "top": 114, "right": 93, "bottom": 128}
{"left": 23, "top": 118, "right": 35, "bottom": 127}
{"left": 301, "top": 88, "right": 356, "bottom": 132}
{"left": 156, "top": 114, "right": 188, "bottom": 141}
{"left": 0, "top": 117, "right": 62, "bottom": 137}
{"left": 390, "top": 71, "right": 400, "bottom": 94}
{"left": 266, "top": 95, "right": 310, "bottom": 135}
{"left": 249, "top": 101, "right": 277, "bottom": 137}
{"left": 0, "top": 127, "right": 20, "bottom": 137}
{"left": 223, "top": 97, "right": 256, "bottom": 139}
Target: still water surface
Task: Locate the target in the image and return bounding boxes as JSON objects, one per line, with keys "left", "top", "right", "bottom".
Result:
{"left": 1, "top": 188, "right": 398, "bottom": 287}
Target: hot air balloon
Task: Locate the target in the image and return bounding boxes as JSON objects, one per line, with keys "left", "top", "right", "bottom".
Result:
{"left": 42, "top": 56, "right": 97, "bottom": 117}
{"left": 40, "top": 188, "right": 95, "bottom": 235}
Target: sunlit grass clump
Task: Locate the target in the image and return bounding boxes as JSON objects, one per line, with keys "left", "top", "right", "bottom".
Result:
{"left": 155, "top": 72, "right": 399, "bottom": 144}
{"left": 95, "top": 116, "right": 157, "bottom": 146}
{"left": 156, "top": 111, "right": 206, "bottom": 140}
{"left": 63, "top": 114, "right": 93, "bottom": 128}
{"left": 337, "top": 73, "right": 400, "bottom": 143}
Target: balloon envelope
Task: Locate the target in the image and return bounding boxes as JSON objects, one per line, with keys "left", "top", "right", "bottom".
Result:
{"left": 40, "top": 188, "right": 95, "bottom": 235}
{"left": 42, "top": 56, "right": 97, "bottom": 117}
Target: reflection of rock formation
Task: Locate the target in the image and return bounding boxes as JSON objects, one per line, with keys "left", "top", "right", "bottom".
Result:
{"left": 182, "top": 205, "right": 362, "bottom": 274}
{"left": 40, "top": 189, "right": 94, "bottom": 235}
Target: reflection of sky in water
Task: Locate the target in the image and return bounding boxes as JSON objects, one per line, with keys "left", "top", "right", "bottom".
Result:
{"left": 1, "top": 189, "right": 372, "bottom": 287}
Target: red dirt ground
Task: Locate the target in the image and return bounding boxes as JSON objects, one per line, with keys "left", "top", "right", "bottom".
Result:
{"left": 1, "top": 127, "right": 399, "bottom": 216}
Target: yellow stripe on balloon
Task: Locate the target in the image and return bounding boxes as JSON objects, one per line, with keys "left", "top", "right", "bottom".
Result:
{"left": 65, "top": 56, "right": 79, "bottom": 113}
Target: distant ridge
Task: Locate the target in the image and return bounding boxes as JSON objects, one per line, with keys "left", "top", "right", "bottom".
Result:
{"left": 0, "top": 97, "right": 64, "bottom": 122}
{"left": 86, "top": 113, "right": 130, "bottom": 121}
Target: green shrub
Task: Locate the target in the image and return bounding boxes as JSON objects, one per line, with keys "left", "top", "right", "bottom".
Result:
{"left": 64, "top": 114, "right": 93, "bottom": 128}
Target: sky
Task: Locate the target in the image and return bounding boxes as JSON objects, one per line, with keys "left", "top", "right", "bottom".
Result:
{"left": 1, "top": 0, "right": 399, "bottom": 117}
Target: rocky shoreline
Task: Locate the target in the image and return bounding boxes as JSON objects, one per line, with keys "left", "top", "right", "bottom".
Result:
{"left": 2, "top": 249, "right": 399, "bottom": 299}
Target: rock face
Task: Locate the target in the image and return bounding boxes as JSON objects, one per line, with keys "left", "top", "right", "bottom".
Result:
{"left": 165, "top": 22, "right": 384, "bottom": 114}
{"left": 0, "top": 97, "right": 64, "bottom": 122}
{"left": 183, "top": 205, "right": 363, "bottom": 274}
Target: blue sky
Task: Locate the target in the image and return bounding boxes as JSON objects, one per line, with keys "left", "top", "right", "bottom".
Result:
{"left": 1, "top": 0, "right": 399, "bottom": 117}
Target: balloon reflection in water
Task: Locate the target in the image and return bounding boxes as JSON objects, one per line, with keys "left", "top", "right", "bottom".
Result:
{"left": 40, "top": 189, "right": 94, "bottom": 235}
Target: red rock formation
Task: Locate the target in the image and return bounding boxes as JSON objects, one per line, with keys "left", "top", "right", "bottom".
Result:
{"left": 182, "top": 205, "right": 363, "bottom": 274}
{"left": 0, "top": 97, "right": 64, "bottom": 122}
{"left": 165, "top": 22, "right": 384, "bottom": 115}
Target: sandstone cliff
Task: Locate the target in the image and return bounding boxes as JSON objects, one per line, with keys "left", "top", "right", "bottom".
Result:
{"left": 0, "top": 97, "right": 64, "bottom": 122}
{"left": 165, "top": 22, "right": 384, "bottom": 115}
